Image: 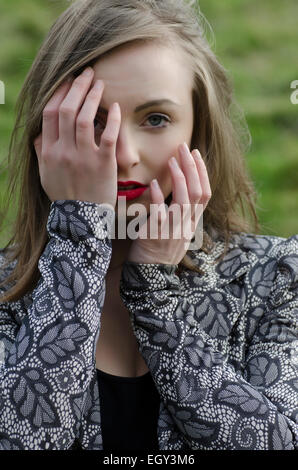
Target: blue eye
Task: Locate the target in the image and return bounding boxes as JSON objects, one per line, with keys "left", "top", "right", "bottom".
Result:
{"left": 93, "top": 113, "right": 171, "bottom": 131}
{"left": 144, "top": 114, "right": 171, "bottom": 128}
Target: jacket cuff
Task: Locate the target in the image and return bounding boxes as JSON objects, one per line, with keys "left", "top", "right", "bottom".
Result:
{"left": 121, "top": 261, "right": 180, "bottom": 292}
{"left": 47, "top": 200, "right": 115, "bottom": 242}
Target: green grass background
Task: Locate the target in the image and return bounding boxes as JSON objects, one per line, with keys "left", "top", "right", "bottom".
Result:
{"left": 0, "top": 0, "right": 297, "bottom": 247}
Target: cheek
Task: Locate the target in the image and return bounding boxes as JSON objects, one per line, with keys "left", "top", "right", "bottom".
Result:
{"left": 153, "top": 151, "right": 171, "bottom": 176}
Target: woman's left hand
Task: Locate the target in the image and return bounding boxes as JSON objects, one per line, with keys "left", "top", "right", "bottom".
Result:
{"left": 126, "top": 142, "right": 212, "bottom": 265}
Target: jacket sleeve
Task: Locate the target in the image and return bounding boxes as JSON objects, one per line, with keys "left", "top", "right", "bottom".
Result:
{"left": 119, "top": 237, "right": 298, "bottom": 450}
{"left": 0, "top": 199, "right": 114, "bottom": 450}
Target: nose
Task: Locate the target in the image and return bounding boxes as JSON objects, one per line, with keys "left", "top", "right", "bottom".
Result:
{"left": 115, "top": 125, "right": 141, "bottom": 171}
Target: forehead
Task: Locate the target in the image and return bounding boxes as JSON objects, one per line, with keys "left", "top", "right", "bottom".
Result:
{"left": 92, "top": 42, "right": 193, "bottom": 99}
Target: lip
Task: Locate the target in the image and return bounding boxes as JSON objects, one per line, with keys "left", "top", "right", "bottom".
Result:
{"left": 117, "top": 180, "right": 147, "bottom": 187}
{"left": 117, "top": 187, "right": 148, "bottom": 201}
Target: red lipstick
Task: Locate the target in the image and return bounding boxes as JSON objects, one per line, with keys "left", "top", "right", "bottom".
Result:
{"left": 117, "top": 180, "right": 149, "bottom": 201}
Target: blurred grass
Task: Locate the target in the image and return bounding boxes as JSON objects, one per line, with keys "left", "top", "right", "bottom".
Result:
{"left": 0, "top": 0, "right": 297, "bottom": 247}
{"left": 199, "top": 0, "right": 298, "bottom": 236}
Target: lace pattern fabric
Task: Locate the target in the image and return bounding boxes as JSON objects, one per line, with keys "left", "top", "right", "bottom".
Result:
{"left": 0, "top": 200, "right": 297, "bottom": 450}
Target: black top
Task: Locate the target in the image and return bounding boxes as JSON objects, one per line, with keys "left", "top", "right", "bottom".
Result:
{"left": 96, "top": 368, "right": 160, "bottom": 452}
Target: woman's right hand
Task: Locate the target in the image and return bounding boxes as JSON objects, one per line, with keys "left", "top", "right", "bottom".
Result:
{"left": 33, "top": 67, "right": 121, "bottom": 209}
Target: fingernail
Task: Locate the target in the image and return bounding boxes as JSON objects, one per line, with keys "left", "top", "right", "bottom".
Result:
{"left": 194, "top": 149, "right": 202, "bottom": 160}
{"left": 183, "top": 142, "right": 190, "bottom": 153}
{"left": 94, "top": 79, "right": 104, "bottom": 89}
{"left": 151, "top": 179, "right": 159, "bottom": 189}
{"left": 112, "top": 102, "right": 120, "bottom": 112}
{"left": 170, "top": 157, "right": 179, "bottom": 168}
{"left": 82, "top": 67, "right": 93, "bottom": 76}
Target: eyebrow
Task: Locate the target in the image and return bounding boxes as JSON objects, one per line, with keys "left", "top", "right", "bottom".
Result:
{"left": 97, "top": 99, "right": 181, "bottom": 115}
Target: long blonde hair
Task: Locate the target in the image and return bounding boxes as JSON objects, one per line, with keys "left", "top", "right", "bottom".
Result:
{"left": 0, "top": 0, "right": 259, "bottom": 303}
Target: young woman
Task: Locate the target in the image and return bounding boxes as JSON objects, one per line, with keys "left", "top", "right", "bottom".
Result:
{"left": 0, "top": 0, "right": 297, "bottom": 451}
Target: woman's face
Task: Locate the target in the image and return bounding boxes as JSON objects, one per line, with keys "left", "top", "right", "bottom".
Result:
{"left": 92, "top": 42, "right": 194, "bottom": 221}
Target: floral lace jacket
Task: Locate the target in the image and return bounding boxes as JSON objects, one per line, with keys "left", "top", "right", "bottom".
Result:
{"left": 0, "top": 200, "right": 297, "bottom": 450}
